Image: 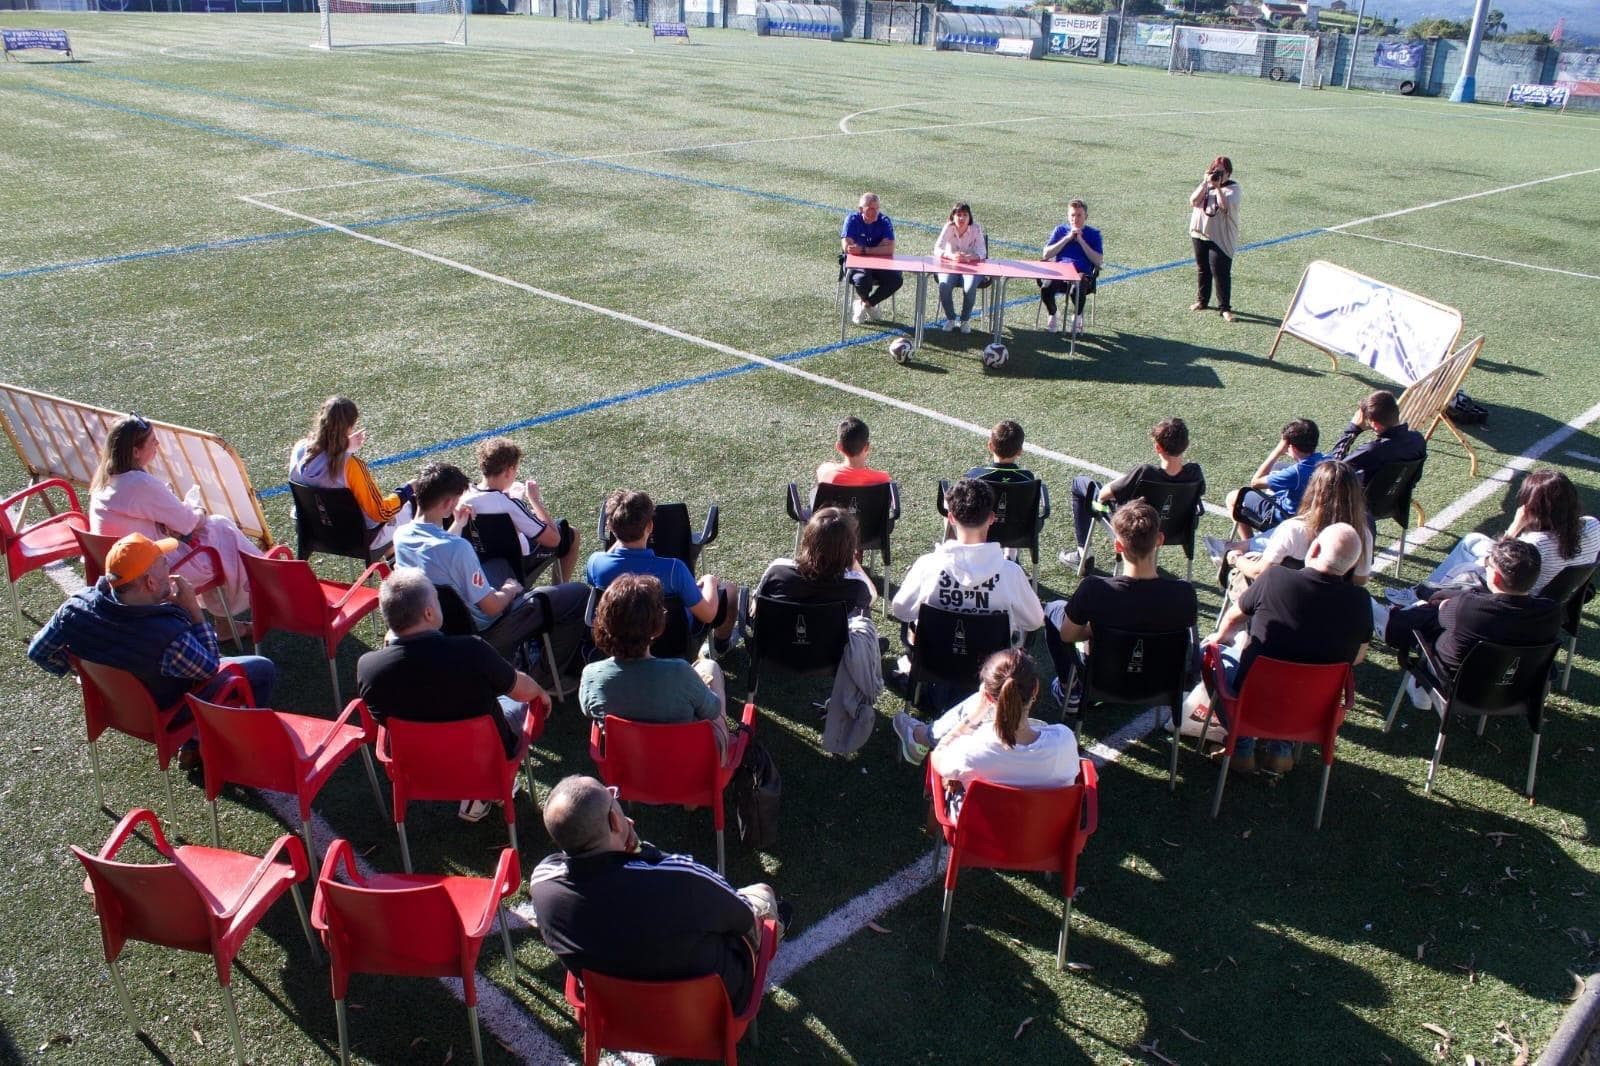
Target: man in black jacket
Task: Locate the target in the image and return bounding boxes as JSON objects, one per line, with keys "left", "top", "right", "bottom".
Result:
{"left": 528, "top": 776, "right": 785, "bottom": 1012}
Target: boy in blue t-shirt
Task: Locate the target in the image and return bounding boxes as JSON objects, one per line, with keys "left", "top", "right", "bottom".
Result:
{"left": 1038, "top": 198, "right": 1104, "bottom": 334}
{"left": 1225, "top": 418, "right": 1325, "bottom": 540}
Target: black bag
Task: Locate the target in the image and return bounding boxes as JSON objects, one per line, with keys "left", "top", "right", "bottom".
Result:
{"left": 732, "top": 730, "right": 781, "bottom": 851}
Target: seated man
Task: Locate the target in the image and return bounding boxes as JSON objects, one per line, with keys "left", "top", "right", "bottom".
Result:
{"left": 1328, "top": 390, "right": 1427, "bottom": 504}
{"left": 1374, "top": 538, "right": 1562, "bottom": 710}
{"left": 1059, "top": 417, "right": 1205, "bottom": 574}
{"left": 816, "top": 416, "right": 892, "bottom": 487}
{"left": 528, "top": 775, "right": 786, "bottom": 1014}
{"left": 1224, "top": 418, "right": 1324, "bottom": 540}
{"left": 356, "top": 567, "right": 547, "bottom": 823}
{"left": 461, "top": 435, "right": 582, "bottom": 583}
{"left": 1200, "top": 524, "right": 1371, "bottom": 773}
{"left": 586, "top": 489, "right": 741, "bottom": 656}
{"left": 1038, "top": 198, "right": 1103, "bottom": 334}
{"left": 395, "top": 462, "right": 588, "bottom": 674}
{"left": 1043, "top": 501, "right": 1198, "bottom": 728}
{"left": 965, "top": 419, "right": 1036, "bottom": 485}
{"left": 840, "top": 191, "right": 903, "bottom": 325}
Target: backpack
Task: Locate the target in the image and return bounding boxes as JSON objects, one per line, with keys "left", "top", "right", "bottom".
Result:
{"left": 732, "top": 725, "right": 781, "bottom": 850}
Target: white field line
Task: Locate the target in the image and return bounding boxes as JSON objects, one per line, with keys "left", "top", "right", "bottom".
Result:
{"left": 1334, "top": 231, "right": 1600, "bottom": 282}
{"left": 238, "top": 193, "right": 1181, "bottom": 505}
{"left": 1326, "top": 166, "right": 1600, "bottom": 231}
{"left": 1566, "top": 450, "right": 1600, "bottom": 466}
{"left": 838, "top": 101, "right": 929, "bottom": 134}
{"left": 246, "top": 101, "right": 1387, "bottom": 199}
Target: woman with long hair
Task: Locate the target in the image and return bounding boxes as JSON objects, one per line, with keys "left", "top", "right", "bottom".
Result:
{"left": 1225, "top": 460, "right": 1372, "bottom": 586}
{"left": 88, "top": 414, "right": 263, "bottom": 616}
{"left": 754, "top": 507, "right": 875, "bottom": 615}
{"left": 1188, "top": 154, "right": 1241, "bottom": 322}
{"left": 288, "top": 396, "right": 413, "bottom": 548}
{"left": 933, "top": 202, "right": 988, "bottom": 333}
{"left": 926, "top": 649, "right": 1079, "bottom": 800}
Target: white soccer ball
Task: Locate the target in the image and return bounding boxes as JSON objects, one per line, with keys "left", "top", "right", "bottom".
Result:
{"left": 888, "top": 337, "right": 913, "bottom": 364}
{"left": 982, "top": 343, "right": 1009, "bottom": 369}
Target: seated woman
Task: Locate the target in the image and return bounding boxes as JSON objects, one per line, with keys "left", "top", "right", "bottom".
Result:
{"left": 933, "top": 202, "right": 988, "bottom": 334}
{"left": 1405, "top": 468, "right": 1600, "bottom": 601}
{"left": 754, "top": 507, "right": 875, "bottom": 616}
{"left": 925, "top": 650, "right": 1079, "bottom": 809}
{"left": 1220, "top": 460, "right": 1372, "bottom": 588}
{"left": 287, "top": 396, "right": 413, "bottom": 550}
{"left": 579, "top": 573, "right": 732, "bottom": 760}
{"left": 88, "top": 415, "right": 263, "bottom": 618}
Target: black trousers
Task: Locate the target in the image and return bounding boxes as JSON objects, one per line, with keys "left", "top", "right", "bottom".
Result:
{"left": 1039, "top": 272, "right": 1097, "bottom": 316}
{"left": 1192, "top": 237, "right": 1233, "bottom": 312}
{"left": 847, "top": 268, "right": 903, "bottom": 307}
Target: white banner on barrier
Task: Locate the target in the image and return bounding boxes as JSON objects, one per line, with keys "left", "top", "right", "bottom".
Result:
{"left": 1052, "top": 13, "right": 1101, "bottom": 34}
{"left": 1278, "top": 261, "right": 1462, "bottom": 385}
{"left": 1177, "top": 26, "right": 1259, "bottom": 55}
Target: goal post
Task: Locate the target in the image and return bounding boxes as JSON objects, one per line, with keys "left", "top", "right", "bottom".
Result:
{"left": 1169, "top": 25, "right": 1317, "bottom": 87}
{"left": 313, "top": 0, "right": 468, "bottom": 50}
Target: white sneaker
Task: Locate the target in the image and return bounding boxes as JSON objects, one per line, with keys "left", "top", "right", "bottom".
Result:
{"left": 1073, "top": 314, "right": 1085, "bottom": 333}
{"left": 1404, "top": 675, "right": 1434, "bottom": 711}
{"left": 892, "top": 712, "right": 930, "bottom": 765}
{"left": 1371, "top": 598, "right": 1392, "bottom": 640}
{"left": 942, "top": 320, "right": 954, "bottom": 332}
{"left": 458, "top": 799, "right": 494, "bottom": 823}
{"left": 1057, "top": 548, "right": 1092, "bottom": 576}
{"left": 852, "top": 299, "right": 868, "bottom": 325}
{"left": 1045, "top": 313, "right": 1059, "bottom": 332}
{"left": 960, "top": 319, "right": 972, "bottom": 334}
{"left": 1384, "top": 587, "right": 1421, "bottom": 608}
{"left": 865, "top": 301, "right": 880, "bottom": 321}
{"left": 1203, "top": 534, "right": 1231, "bottom": 566}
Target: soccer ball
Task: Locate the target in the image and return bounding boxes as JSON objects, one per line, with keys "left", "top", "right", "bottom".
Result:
{"left": 982, "top": 343, "right": 1009, "bottom": 369}
{"left": 888, "top": 337, "right": 913, "bottom": 364}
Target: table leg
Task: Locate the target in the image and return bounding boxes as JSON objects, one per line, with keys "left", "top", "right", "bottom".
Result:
{"left": 912, "top": 273, "right": 928, "bottom": 353}
{"left": 839, "top": 276, "right": 849, "bottom": 343}
{"left": 991, "top": 278, "right": 1008, "bottom": 345}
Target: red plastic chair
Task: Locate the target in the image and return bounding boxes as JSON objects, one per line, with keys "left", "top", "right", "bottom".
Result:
{"left": 927, "top": 757, "right": 1099, "bottom": 970}
{"left": 363, "top": 693, "right": 549, "bottom": 873}
{"left": 188, "top": 695, "right": 388, "bottom": 858}
{"left": 2, "top": 477, "right": 87, "bottom": 634}
{"left": 70, "top": 807, "right": 316, "bottom": 1066}
{"left": 242, "top": 548, "right": 387, "bottom": 714}
{"left": 73, "top": 655, "right": 254, "bottom": 829}
{"left": 563, "top": 917, "right": 780, "bottom": 1066}
{"left": 588, "top": 701, "right": 757, "bottom": 874}
{"left": 1198, "top": 646, "right": 1355, "bottom": 829}
{"left": 312, "top": 838, "right": 521, "bottom": 1066}
{"left": 74, "top": 526, "right": 244, "bottom": 648}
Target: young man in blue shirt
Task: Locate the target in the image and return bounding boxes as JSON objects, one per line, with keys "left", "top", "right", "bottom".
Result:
{"left": 1225, "top": 418, "right": 1324, "bottom": 540}
{"left": 1038, "top": 198, "right": 1103, "bottom": 334}
{"left": 840, "top": 192, "right": 903, "bottom": 325}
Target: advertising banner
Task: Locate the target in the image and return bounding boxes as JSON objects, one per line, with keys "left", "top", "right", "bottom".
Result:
{"left": 1372, "top": 39, "right": 1423, "bottom": 69}
{"left": 1048, "top": 13, "right": 1101, "bottom": 56}
{"left": 1135, "top": 22, "right": 1172, "bottom": 48}
{"left": 1177, "top": 26, "right": 1259, "bottom": 55}
{"left": 1278, "top": 261, "right": 1461, "bottom": 385}
{"left": 1507, "top": 83, "right": 1569, "bottom": 107}
{"left": 1555, "top": 52, "right": 1600, "bottom": 96}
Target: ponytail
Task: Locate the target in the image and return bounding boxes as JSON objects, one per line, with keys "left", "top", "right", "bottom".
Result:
{"left": 979, "top": 649, "right": 1039, "bottom": 749}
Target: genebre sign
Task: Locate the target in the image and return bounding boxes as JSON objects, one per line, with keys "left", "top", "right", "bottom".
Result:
{"left": 1275, "top": 261, "right": 1462, "bottom": 385}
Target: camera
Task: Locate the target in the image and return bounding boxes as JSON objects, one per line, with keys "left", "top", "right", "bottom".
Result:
{"left": 1209, "top": 169, "right": 1226, "bottom": 183}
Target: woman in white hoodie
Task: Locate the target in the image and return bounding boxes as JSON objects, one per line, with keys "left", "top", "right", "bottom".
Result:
{"left": 928, "top": 649, "right": 1079, "bottom": 802}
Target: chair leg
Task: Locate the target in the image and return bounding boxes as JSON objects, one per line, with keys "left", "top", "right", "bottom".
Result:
{"left": 1562, "top": 635, "right": 1576, "bottom": 692}
{"left": 1424, "top": 726, "right": 1448, "bottom": 797}
{"left": 1167, "top": 708, "right": 1180, "bottom": 791}
{"left": 359, "top": 748, "right": 388, "bottom": 818}
{"left": 715, "top": 827, "right": 726, "bottom": 876}
{"left": 1196, "top": 707, "right": 1215, "bottom": 756}
{"left": 107, "top": 960, "right": 142, "bottom": 1035}
{"left": 89, "top": 740, "right": 106, "bottom": 810}
{"left": 1384, "top": 679, "right": 1406, "bottom": 733}
{"left": 209, "top": 800, "right": 221, "bottom": 847}
{"left": 290, "top": 883, "right": 322, "bottom": 961}
{"left": 1313, "top": 763, "right": 1331, "bottom": 830}
{"left": 498, "top": 905, "right": 518, "bottom": 980}
{"left": 928, "top": 839, "right": 942, "bottom": 880}
{"left": 300, "top": 816, "right": 317, "bottom": 867}
{"left": 1056, "top": 895, "right": 1073, "bottom": 972}
{"left": 1526, "top": 731, "right": 1542, "bottom": 799}
{"left": 936, "top": 887, "right": 955, "bottom": 961}
{"left": 1397, "top": 527, "right": 1407, "bottom": 583}
{"left": 467, "top": 1004, "right": 486, "bottom": 1066}
{"left": 397, "top": 820, "right": 413, "bottom": 873}
{"left": 220, "top": 982, "right": 246, "bottom": 1066}
{"left": 507, "top": 813, "right": 518, "bottom": 853}
{"left": 523, "top": 754, "right": 538, "bottom": 809}
{"left": 6, "top": 571, "right": 22, "bottom": 638}
{"left": 542, "top": 634, "right": 564, "bottom": 702}
{"left": 335, "top": 998, "right": 351, "bottom": 1066}
{"left": 164, "top": 766, "right": 178, "bottom": 832}
{"left": 220, "top": 605, "right": 244, "bottom": 652}
{"left": 1186, "top": 553, "right": 1194, "bottom": 582}
{"left": 327, "top": 658, "right": 342, "bottom": 717}
{"left": 1210, "top": 754, "right": 1231, "bottom": 818}
{"left": 1475, "top": 715, "right": 1487, "bottom": 737}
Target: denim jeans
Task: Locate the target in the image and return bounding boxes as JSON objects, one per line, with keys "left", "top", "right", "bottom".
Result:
{"left": 936, "top": 273, "right": 980, "bottom": 322}
{"left": 1214, "top": 642, "right": 1288, "bottom": 760}
{"left": 203, "top": 655, "right": 276, "bottom": 708}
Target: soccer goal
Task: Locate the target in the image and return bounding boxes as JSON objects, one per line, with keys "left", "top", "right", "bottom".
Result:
{"left": 313, "top": 0, "right": 468, "bottom": 50}
{"left": 1169, "top": 26, "right": 1317, "bottom": 87}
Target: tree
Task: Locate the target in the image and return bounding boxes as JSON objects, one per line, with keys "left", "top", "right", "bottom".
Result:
{"left": 1503, "top": 29, "right": 1551, "bottom": 44}
{"left": 1484, "top": 8, "right": 1507, "bottom": 36}
{"left": 1060, "top": 0, "right": 1106, "bottom": 13}
{"left": 1407, "top": 17, "right": 1470, "bottom": 40}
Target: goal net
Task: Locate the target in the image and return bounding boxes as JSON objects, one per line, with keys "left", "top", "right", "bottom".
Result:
{"left": 1169, "top": 26, "right": 1317, "bottom": 87}
{"left": 313, "top": 0, "right": 468, "bottom": 49}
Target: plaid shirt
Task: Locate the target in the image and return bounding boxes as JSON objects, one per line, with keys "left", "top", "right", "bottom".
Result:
{"left": 158, "top": 622, "right": 223, "bottom": 684}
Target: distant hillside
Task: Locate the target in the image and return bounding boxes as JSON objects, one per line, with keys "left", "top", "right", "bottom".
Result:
{"left": 1361, "top": 0, "right": 1598, "bottom": 42}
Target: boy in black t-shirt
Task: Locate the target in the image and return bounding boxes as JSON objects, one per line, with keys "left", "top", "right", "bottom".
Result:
{"left": 1044, "top": 501, "right": 1198, "bottom": 728}
{"left": 965, "top": 420, "right": 1036, "bottom": 485}
{"left": 1060, "top": 417, "right": 1205, "bottom": 576}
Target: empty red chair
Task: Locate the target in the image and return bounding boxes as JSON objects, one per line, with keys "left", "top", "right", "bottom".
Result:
{"left": 363, "top": 693, "right": 549, "bottom": 873}
{"left": 563, "top": 917, "right": 780, "bottom": 1066}
{"left": 242, "top": 548, "right": 387, "bottom": 713}
{"left": 188, "top": 695, "right": 388, "bottom": 858}
{"left": 2, "top": 478, "right": 87, "bottom": 634}
{"left": 1197, "top": 646, "right": 1354, "bottom": 829}
{"left": 74, "top": 655, "right": 254, "bottom": 829}
{"left": 588, "top": 701, "right": 757, "bottom": 874}
{"left": 927, "top": 757, "right": 1099, "bottom": 970}
{"left": 70, "top": 807, "right": 316, "bottom": 1066}
{"left": 312, "top": 838, "right": 520, "bottom": 1066}
{"left": 75, "top": 526, "right": 245, "bottom": 648}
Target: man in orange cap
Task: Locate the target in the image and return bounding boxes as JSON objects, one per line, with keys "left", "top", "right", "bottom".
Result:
{"left": 28, "top": 532, "right": 275, "bottom": 714}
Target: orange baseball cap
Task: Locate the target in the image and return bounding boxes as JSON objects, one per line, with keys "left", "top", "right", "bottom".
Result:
{"left": 104, "top": 533, "right": 181, "bottom": 587}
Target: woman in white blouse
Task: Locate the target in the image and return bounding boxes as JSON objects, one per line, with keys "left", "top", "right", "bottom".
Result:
{"left": 933, "top": 202, "right": 988, "bottom": 334}
{"left": 89, "top": 415, "right": 263, "bottom": 617}
{"left": 929, "top": 649, "right": 1079, "bottom": 806}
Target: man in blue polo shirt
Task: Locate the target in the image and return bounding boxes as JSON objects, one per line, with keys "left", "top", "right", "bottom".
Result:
{"left": 586, "top": 489, "right": 741, "bottom": 656}
{"left": 1038, "top": 198, "right": 1103, "bottom": 334}
{"left": 840, "top": 191, "right": 903, "bottom": 325}
{"left": 395, "top": 462, "right": 588, "bottom": 674}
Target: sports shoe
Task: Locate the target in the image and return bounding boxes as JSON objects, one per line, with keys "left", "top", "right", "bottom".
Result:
{"left": 1202, "top": 534, "right": 1230, "bottom": 566}
{"left": 942, "top": 320, "right": 954, "bottom": 333}
{"left": 1058, "top": 547, "right": 1092, "bottom": 577}
{"left": 1261, "top": 745, "right": 1294, "bottom": 774}
{"left": 865, "top": 301, "right": 880, "bottom": 321}
{"left": 960, "top": 319, "right": 972, "bottom": 334}
{"left": 1384, "top": 587, "right": 1421, "bottom": 608}
{"left": 458, "top": 799, "right": 494, "bottom": 823}
{"left": 1045, "top": 313, "right": 1059, "bottom": 332}
{"left": 1404, "top": 674, "right": 1434, "bottom": 711}
{"left": 1072, "top": 313, "right": 1084, "bottom": 333}
{"left": 852, "top": 298, "right": 868, "bottom": 325}
{"left": 1227, "top": 746, "right": 1257, "bottom": 774}
{"left": 1050, "top": 676, "right": 1083, "bottom": 719}
{"left": 1221, "top": 310, "right": 1236, "bottom": 323}
{"left": 892, "top": 712, "right": 930, "bottom": 765}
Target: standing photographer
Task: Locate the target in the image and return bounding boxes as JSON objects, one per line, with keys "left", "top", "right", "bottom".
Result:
{"left": 1188, "top": 155, "right": 1241, "bottom": 323}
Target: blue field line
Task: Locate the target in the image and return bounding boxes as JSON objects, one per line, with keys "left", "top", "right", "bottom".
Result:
{"left": 5, "top": 84, "right": 534, "bottom": 206}
{"left": 254, "top": 225, "right": 1327, "bottom": 500}
{"left": 57, "top": 66, "right": 1044, "bottom": 253}
{"left": 0, "top": 203, "right": 516, "bottom": 283}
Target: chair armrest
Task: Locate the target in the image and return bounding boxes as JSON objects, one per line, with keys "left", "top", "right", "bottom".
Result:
{"left": 887, "top": 481, "right": 902, "bottom": 522}
{"left": 695, "top": 504, "right": 719, "bottom": 548}
{"left": 1413, "top": 641, "right": 1449, "bottom": 701}
{"left": 265, "top": 544, "right": 294, "bottom": 560}
{"left": 204, "top": 834, "right": 309, "bottom": 920}
{"left": 0, "top": 477, "right": 83, "bottom": 516}
{"left": 785, "top": 483, "right": 810, "bottom": 525}
{"left": 1038, "top": 481, "right": 1052, "bottom": 522}
{"left": 204, "top": 661, "right": 256, "bottom": 708}
{"left": 100, "top": 807, "right": 173, "bottom": 860}
{"left": 739, "top": 700, "right": 759, "bottom": 732}
{"left": 563, "top": 971, "right": 586, "bottom": 1010}
{"left": 737, "top": 917, "right": 781, "bottom": 1024}
{"left": 307, "top": 699, "right": 368, "bottom": 758}
{"left": 587, "top": 719, "right": 605, "bottom": 764}
{"left": 19, "top": 509, "right": 89, "bottom": 541}
{"left": 935, "top": 480, "right": 950, "bottom": 518}
{"left": 312, "top": 839, "right": 362, "bottom": 932}
{"left": 1078, "top": 759, "right": 1099, "bottom": 836}
{"left": 512, "top": 693, "right": 549, "bottom": 761}
{"left": 331, "top": 560, "right": 391, "bottom": 610}
{"left": 466, "top": 847, "right": 523, "bottom": 939}
{"left": 925, "top": 762, "right": 958, "bottom": 832}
